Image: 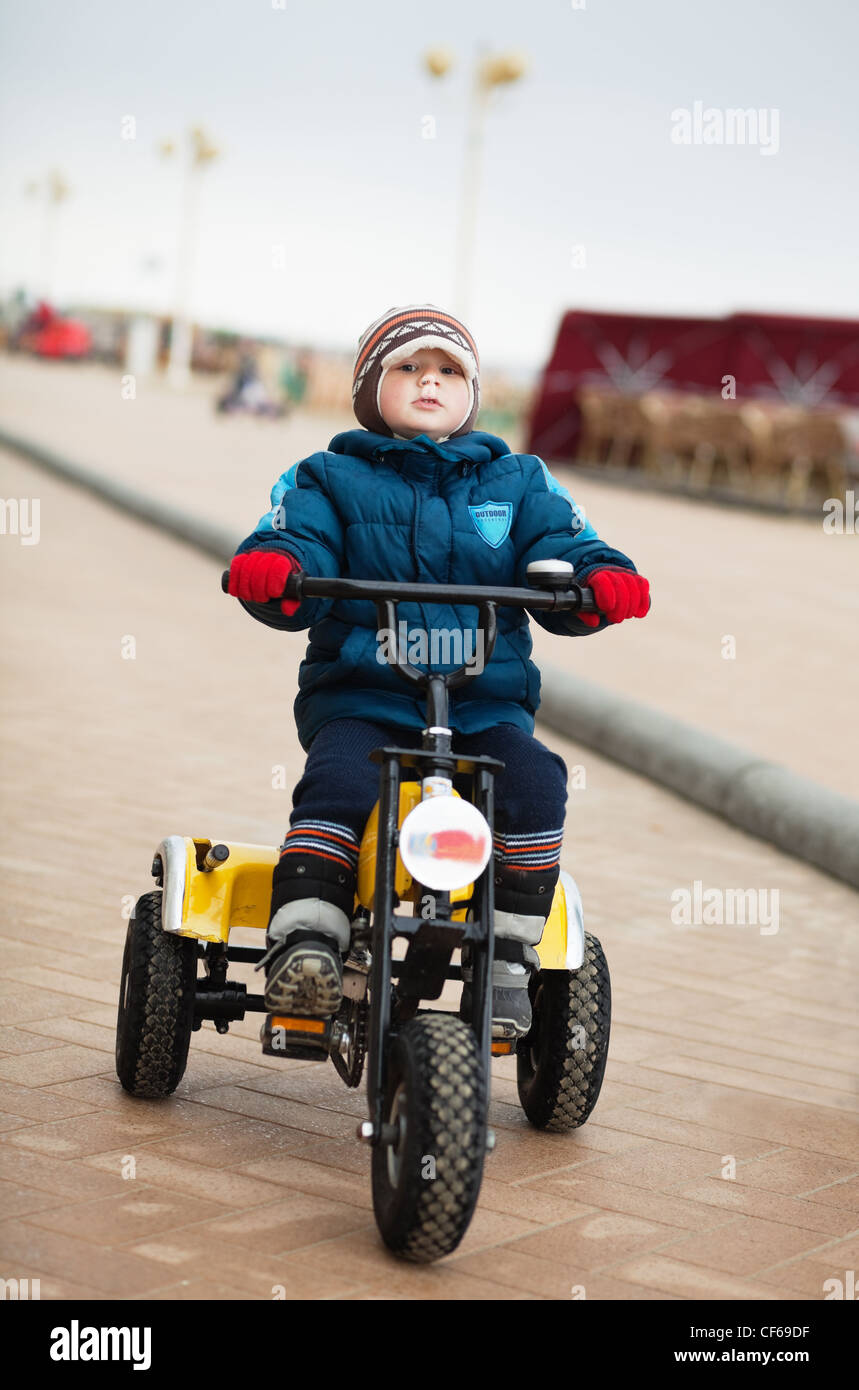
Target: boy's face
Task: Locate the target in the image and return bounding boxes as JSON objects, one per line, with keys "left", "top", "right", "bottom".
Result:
{"left": 378, "top": 347, "right": 470, "bottom": 440}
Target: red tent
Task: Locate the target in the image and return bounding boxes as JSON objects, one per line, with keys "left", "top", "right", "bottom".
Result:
{"left": 527, "top": 310, "right": 859, "bottom": 460}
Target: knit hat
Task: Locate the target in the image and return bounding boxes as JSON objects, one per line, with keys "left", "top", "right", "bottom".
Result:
{"left": 352, "top": 304, "right": 480, "bottom": 439}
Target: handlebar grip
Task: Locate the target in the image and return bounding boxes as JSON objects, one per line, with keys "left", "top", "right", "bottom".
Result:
{"left": 220, "top": 566, "right": 303, "bottom": 600}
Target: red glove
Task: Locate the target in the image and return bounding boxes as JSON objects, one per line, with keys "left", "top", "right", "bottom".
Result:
{"left": 578, "top": 568, "right": 650, "bottom": 628}
{"left": 228, "top": 550, "right": 302, "bottom": 615}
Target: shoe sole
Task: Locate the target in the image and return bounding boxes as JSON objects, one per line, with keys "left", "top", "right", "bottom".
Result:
{"left": 264, "top": 947, "right": 343, "bottom": 1017}
{"left": 461, "top": 985, "right": 531, "bottom": 1040}
{"left": 492, "top": 1018, "right": 530, "bottom": 1041}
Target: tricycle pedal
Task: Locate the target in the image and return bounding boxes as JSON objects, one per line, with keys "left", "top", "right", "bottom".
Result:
{"left": 260, "top": 1013, "right": 332, "bottom": 1060}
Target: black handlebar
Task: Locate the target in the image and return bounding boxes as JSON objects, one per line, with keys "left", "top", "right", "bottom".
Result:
{"left": 222, "top": 566, "right": 599, "bottom": 691}
{"left": 220, "top": 569, "right": 598, "bottom": 614}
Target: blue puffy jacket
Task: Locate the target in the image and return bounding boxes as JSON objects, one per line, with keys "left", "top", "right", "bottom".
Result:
{"left": 235, "top": 428, "right": 638, "bottom": 750}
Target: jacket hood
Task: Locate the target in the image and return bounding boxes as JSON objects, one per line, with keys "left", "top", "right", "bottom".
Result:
{"left": 327, "top": 427, "right": 511, "bottom": 467}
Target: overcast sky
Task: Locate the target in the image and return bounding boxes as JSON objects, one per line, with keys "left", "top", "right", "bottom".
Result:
{"left": 1, "top": 0, "right": 857, "bottom": 370}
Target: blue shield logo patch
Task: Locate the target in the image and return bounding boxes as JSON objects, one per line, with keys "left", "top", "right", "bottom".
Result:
{"left": 468, "top": 500, "right": 513, "bottom": 549}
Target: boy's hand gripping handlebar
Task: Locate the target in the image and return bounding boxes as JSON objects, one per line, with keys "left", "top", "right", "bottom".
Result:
{"left": 221, "top": 559, "right": 596, "bottom": 615}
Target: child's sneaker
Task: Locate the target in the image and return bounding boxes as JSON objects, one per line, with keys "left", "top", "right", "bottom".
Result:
{"left": 459, "top": 947, "right": 538, "bottom": 1040}
{"left": 258, "top": 932, "right": 344, "bottom": 1017}
{"left": 488, "top": 959, "right": 532, "bottom": 1039}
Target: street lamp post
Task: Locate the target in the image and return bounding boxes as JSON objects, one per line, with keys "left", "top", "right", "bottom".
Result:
{"left": 25, "top": 170, "right": 71, "bottom": 303}
{"left": 424, "top": 48, "right": 527, "bottom": 323}
{"left": 161, "top": 126, "right": 220, "bottom": 388}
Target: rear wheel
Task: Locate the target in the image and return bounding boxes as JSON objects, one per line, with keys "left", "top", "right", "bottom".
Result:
{"left": 115, "top": 891, "right": 197, "bottom": 1098}
{"left": 517, "top": 932, "right": 611, "bottom": 1131}
{"left": 372, "top": 1013, "right": 487, "bottom": 1262}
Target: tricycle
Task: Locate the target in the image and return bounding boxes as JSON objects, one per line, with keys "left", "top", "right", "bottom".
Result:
{"left": 115, "top": 560, "right": 611, "bottom": 1261}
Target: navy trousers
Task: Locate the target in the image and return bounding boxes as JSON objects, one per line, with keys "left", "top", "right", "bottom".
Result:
{"left": 289, "top": 718, "right": 568, "bottom": 841}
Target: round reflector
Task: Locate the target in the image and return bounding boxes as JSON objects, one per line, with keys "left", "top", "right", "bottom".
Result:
{"left": 399, "top": 796, "right": 493, "bottom": 892}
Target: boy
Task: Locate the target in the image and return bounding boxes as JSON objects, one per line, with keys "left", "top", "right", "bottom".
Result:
{"left": 228, "top": 305, "right": 650, "bottom": 1040}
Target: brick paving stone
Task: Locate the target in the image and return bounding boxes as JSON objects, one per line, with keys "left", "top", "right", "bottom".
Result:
{"left": 357, "top": 1266, "right": 542, "bottom": 1300}
{"left": 747, "top": 1258, "right": 850, "bottom": 1298}
{"left": 0, "top": 987, "right": 85, "bottom": 1027}
{"left": 657, "top": 1215, "right": 837, "bottom": 1276}
{"left": 468, "top": 1176, "right": 597, "bottom": 1225}
{"left": 176, "top": 1193, "right": 375, "bottom": 1257}
{"left": 618, "top": 1011, "right": 859, "bottom": 1076}
{"left": 0, "top": 1027, "right": 58, "bottom": 1055}
{"left": 127, "top": 1232, "right": 365, "bottom": 1299}
{"left": 4, "top": 968, "right": 117, "bottom": 1006}
{"left": 192, "top": 1085, "right": 364, "bottom": 1139}
{"left": 621, "top": 1082, "right": 859, "bottom": 1161}
{"left": 449, "top": 1248, "right": 676, "bottom": 1300}
{"left": 140, "top": 1119, "right": 312, "bottom": 1170}
{"left": 518, "top": 1172, "right": 743, "bottom": 1233}
{"left": 234, "top": 1153, "right": 373, "bottom": 1207}
{"left": 699, "top": 1148, "right": 859, "bottom": 1197}
{"left": 445, "top": 1206, "right": 544, "bottom": 1256}
{"left": 593, "top": 1104, "right": 780, "bottom": 1157}
{"left": 44, "top": 1069, "right": 267, "bottom": 1111}
{"left": 641, "top": 1039, "right": 858, "bottom": 1098}
{"left": 790, "top": 1174, "right": 859, "bottom": 1212}
{"left": 337, "top": 1289, "right": 423, "bottom": 1301}
{"left": 503, "top": 1210, "right": 692, "bottom": 1272}
{"left": 543, "top": 1138, "right": 730, "bottom": 1192}
{"left": 18, "top": 1017, "right": 120, "bottom": 1053}
{"left": 0, "top": 1115, "right": 39, "bottom": 1135}
{"left": 472, "top": 1135, "right": 639, "bottom": 1186}
{"left": 0, "top": 1219, "right": 180, "bottom": 1296}
{"left": 81, "top": 1148, "right": 290, "bottom": 1209}
{"left": 3, "top": 1105, "right": 241, "bottom": 1160}
{"left": 0, "top": 1180, "right": 76, "bottom": 1220}
{"left": 606, "top": 1255, "right": 807, "bottom": 1301}
{"left": 0, "top": 1079, "right": 97, "bottom": 1123}
{"left": 24, "top": 1186, "right": 231, "bottom": 1245}
{"left": 674, "top": 1178, "right": 859, "bottom": 1236}
{"left": 236, "top": 1068, "right": 371, "bottom": 1119}
{"left": 0, "top": 1045, "right": 116, "bottom": 1088}
{"left": 146, "top": 1280, "right": 259, "bottom": 1300}
{"left": 0, "top": 1146, "right": 130, "bottom": 1200}
{"left": 797, "top": 1231, "right": 859, "bottom": 1267}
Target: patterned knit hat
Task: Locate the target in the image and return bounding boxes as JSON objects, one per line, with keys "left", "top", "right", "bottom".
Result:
{"left": 352, "top": 304, "right": 480, "bottom": 439}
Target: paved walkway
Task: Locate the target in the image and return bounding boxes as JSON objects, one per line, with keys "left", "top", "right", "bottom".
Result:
{"left": 1, "top": 448, "right": 857, "bottom": 1300}
{"left": 2, "top": 357, "right": 857, "bottom": 797}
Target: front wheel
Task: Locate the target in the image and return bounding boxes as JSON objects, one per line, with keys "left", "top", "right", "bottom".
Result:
{"left": 115, "top": 891, "right": 197, "bottom": 1098}
{"left": 517, "top": 932, "right": 611, "bottom": 1131}
{"left": 372, "top": 1013, "right": 487, "bottom": 1262}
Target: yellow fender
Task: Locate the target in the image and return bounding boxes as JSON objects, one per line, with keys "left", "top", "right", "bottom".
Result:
{"left": 157, "top": 835, "right": 278, "bottom": 943}
{"left": 537, "top": 869, "right": 585, "bottom": 971}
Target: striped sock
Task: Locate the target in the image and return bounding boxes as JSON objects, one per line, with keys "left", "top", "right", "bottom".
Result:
{"left": 493, "top": 828, "right": 563, "bottom": 873}
{"left": 279, "top": 820, "right": 361, "bottom": 875}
